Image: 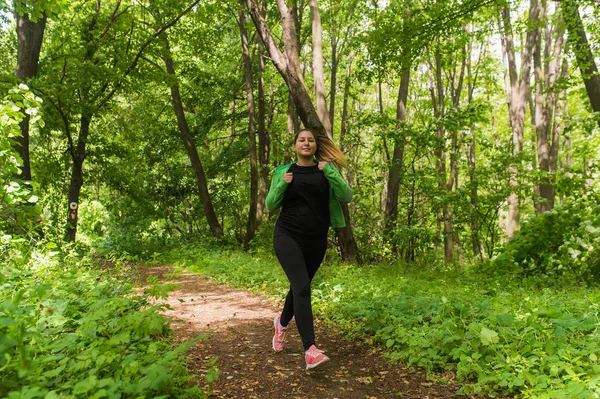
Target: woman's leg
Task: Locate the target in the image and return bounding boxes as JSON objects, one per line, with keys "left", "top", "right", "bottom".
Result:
{"left": 303, "top": 235, "right": 328, "bottom": 282}
{"left": 279, "top": 235, "right": 328, "bottom": 327}
{"left": 273, "top": 232, "right": 316, "bottom": 351}
{"left": 280, "top": 288, "right": 294, "bottom": 327}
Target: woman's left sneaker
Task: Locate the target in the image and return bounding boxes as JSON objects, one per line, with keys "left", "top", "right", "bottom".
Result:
{"left": 272, "top": 316, "right": 288, "bottom": 352}
{"left": 305, "top": 345, "right": 329, "bottom": 370}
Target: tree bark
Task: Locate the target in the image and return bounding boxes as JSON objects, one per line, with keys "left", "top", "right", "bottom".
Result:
{"left": 499, "top": 0, "right": 539, "bottom": 239}
{"left": 239, "top": 3, "right": 259, "bottom": 248}
{"left": 533, "top": 0, "right": 564, "bottom": 214}
{"left": 309, "top": 0, "right": 333, "bottom": 138}
{"left": 564, "top": 0, "right": 600, "bottom": 127}
{"left": 339, "top": 55, "right": 353, "bottom": 151}
{"left": 336, "top": 203, "right": 360, "bottom": 262}
{"left": 164, "top": 49, "right": 223, "bottom": 238}
{"left": 329, "top": 30, "right": 338, "bottom": 133}
{"left": 66, "top": 114, "right": 90, "bottom": 242}
{"left": 256, "top": 0, "right": 270, "bottom": 227}
{"left": 14, "top": 11, "right": 47, "bottom": 181}
{"left": 430, "top": 48, "right": 454, "bottom": 262}
{"left": 383, "top": 64, "right": 409, "bottom": 231}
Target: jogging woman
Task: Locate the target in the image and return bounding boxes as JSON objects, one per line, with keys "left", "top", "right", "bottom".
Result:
{"left": 265, "top": 128, "right": 352, "bottom": 370}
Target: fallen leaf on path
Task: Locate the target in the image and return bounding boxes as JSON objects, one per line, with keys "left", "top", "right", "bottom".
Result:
{"left": 356, "top": 376, "right": 374, "bottom": 384}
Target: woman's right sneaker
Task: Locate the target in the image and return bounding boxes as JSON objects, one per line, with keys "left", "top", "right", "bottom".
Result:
{"left": 272, "top": 316, "right": 288, "bottom": 352}
{"left": 305, "top": 345, "right": 329, "bottom": 370}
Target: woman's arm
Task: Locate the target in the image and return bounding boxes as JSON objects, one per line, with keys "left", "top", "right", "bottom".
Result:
{"left": 265, "top": 167, "right": 289, "bottom": 211}
{"left": 322, "top": 163, "right": 352, "bottom": 203}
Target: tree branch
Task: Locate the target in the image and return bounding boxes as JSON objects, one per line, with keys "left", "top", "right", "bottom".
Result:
{"left": 97, "top": 0, "right": 202, "bottom": 109}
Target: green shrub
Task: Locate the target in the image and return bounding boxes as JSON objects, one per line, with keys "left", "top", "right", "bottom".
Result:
{"left": 487, "top": 198, "right": 600, "bottom": 283}
{"left": 0, "top": 247, "right": 215, "bottom": 398}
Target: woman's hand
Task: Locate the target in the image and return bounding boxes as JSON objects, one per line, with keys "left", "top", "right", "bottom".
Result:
{"left": 283, "top": 172, "right": 293, "bottom": 183}
{"left": 318, "top": 161, "right": 327, "bottom": 170}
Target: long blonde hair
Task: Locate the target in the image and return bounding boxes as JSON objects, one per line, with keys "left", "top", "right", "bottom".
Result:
{"left": 295, "top": 128, "right": 346, "bottom": 170}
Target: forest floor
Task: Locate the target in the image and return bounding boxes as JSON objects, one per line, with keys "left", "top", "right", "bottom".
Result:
{"left": 136, "top": 264, "right": 487, "bottom": 399}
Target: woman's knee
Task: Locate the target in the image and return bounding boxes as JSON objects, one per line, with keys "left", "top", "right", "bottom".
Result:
{"left": 294, "top": 283, "right": 311, "bottom": 299}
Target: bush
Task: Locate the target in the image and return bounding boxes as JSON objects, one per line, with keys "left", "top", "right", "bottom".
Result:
{"left": 486, "top": 198, "right": 600, "bottom": 283}
{"left": 0, "top": 247, "right": 213, "bottom": 398}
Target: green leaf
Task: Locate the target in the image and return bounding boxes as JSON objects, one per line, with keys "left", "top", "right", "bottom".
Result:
{"left": 480, "top": 327, "right": 499, "bottom": 346}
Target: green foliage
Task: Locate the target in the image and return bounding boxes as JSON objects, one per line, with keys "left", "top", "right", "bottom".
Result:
{"left": 159, "top": 243, "right": 600, "bottom": 398}
{"left": 487, "top": 198, "right": 600, "bottom": 283}
{"left": 12, "top": 0, "right": 69, "bottom": 21}
{"left": 0, "top": 85, "right": 43, "bottom": 260}
{"left": 0, "top": 247, "right": 214, "bottom": 398}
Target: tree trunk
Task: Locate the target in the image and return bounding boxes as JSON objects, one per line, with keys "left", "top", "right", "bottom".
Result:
{"left": 239, "top": 3, "right": 259, "bottom": 248}
{"left": 14, "top": 11, "right": 47, "bottom": 181}
{"left": 383, "top": 65, "right": 409, "bottom": 231}
{"left": 564, "top": 0, "right": 600, "bottom": 127}
{"left": 329, "top": 32, "right": 338, "bottom": 133}
{"left": 533, "top": 1, "right": 564, "bottom": 214}
{"left": 550, "top": 60, "right": 568, "bottom": 177}
{"left": 164, "top": 51, "right": 223, "bottom": 238}
{"left": 339, "top": 55, "right": 353, "bottom": 151}
{"left": 66, "top": 114, "right": 91, "bottom": 242}
{"left": 500, "top": 0, "right": 538, "bottom": 239}
{"left": 428, "top": 46, "right": 454, "bottom": 262}
{"left": 256, "top": 0, "right": 270, "bottom": 227}
{"left": 309, "top": 0, "right": 333, "bottom": 138}
{"left": 336, "top": 203, "right": 359, "bottom": 262}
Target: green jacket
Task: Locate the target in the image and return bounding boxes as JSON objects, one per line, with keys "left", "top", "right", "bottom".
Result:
{"left": 266, "top": 162, "right": 352, "bottom": 229}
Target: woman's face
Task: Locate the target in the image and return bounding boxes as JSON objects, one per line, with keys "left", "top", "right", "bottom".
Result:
{"left": 295, "top": 130, "right": 317, "bottom": 158}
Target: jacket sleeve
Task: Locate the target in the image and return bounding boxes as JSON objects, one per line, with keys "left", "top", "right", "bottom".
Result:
{"left": 265, "top": 168, "right": 289, "bottom": 211}
{"left": 322, "top": 163, "right": 352, "bottom": 203}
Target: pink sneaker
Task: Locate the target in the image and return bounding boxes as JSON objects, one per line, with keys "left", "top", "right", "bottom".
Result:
{"left": 305, "top": 345, "right": 329, "bottom": 370}
{"left": 272, "top": 316, "right": 288, "bottom": 352}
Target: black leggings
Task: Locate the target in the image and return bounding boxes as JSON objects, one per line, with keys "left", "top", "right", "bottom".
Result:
{"left": 273, "top": 226, "right": 327, "bottom": 351}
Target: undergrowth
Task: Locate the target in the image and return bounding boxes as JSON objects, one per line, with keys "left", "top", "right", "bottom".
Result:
{"left": 0, "top": 246, "right": 216, "bottom": 399}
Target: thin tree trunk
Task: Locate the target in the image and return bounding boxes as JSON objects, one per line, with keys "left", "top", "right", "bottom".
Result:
{"left": 309, "top": 0, "right": 333, "bottom": 138}
{"left": 14, "top": 11, "right": 47, "bottom": 181}
{"left": 339, "top": 55, "right": 353, "bottom": 152}
{"left": 550, "top": 60, "right": 568, "bottom": 177}
{"left": 500, "top": 0, "right": 538, "bottom": 239}
{"left": 534, "top": 0, "right": 563, "bottom": 213}
{"left": 329, "top": 32, "right": 338, "bottom": 133}
{"left": 239, "top": 3, "right": 259, "bottom": 248}
{"left": 285, "top": 94, "right": 299, "bottom": 164}
{"left": 564, "top": 0, "right": 600, "bottom": 127}
{"left": 465, "top": 29, "right": 484, "bottom": 260}
{"left": 383, "top": 63, "right": 409, "bottom": 231}
{"left": 164, "top": 49, "right": 223, "bottom": 238}
{"left": 66, "top": 114, "right": 90, "bottom": 242}
{"left": 256, "top": 0, "right": 270, "bottom": 227}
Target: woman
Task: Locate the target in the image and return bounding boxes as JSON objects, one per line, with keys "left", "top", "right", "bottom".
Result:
{"left": 265, "top": 128, "right": 352, "bottom": 370}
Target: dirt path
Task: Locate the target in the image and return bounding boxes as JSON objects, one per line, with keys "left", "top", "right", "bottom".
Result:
{"left": 140, "top": 265, "right": 478, "bottom": 399}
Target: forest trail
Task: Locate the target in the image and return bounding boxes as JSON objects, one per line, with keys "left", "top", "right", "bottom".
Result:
{"left": 138, "top": 265, "right": 474, "bottom": 399}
